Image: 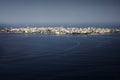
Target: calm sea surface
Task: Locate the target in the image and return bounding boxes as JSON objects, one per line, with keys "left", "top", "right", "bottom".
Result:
{"left": 0, "top": 33, "right": 120, "bottom": 80}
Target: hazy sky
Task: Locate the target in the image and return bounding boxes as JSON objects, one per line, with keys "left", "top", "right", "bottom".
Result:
{"left": 0, "top": 0, "right": 120, "bottom": 24}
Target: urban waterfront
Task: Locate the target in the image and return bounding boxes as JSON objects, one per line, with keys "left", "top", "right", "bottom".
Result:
{"left": 1, "top": 26, "right": 120, "bottom": 35}
{"left": 0, "top": 0, "right": 120, "bottom": 79}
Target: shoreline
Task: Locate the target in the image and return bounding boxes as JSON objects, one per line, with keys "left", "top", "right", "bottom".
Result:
{"left": 0, "top": 27, "right": 120, "bottom": 35}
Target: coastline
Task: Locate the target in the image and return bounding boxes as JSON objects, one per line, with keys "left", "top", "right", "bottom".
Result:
{"left": 0, "top": 27, "right": 120, "bottom": 35}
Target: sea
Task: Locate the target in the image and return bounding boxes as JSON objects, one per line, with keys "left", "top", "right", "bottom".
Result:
{"left": 0, "top": 23, "right": 120, "bottom": 80}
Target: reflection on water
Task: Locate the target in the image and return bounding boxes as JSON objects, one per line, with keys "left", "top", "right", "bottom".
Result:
{"left": 0, "top": 33, "right": 120, "bottom": 80}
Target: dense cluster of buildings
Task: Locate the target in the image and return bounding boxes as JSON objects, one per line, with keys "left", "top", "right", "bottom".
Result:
{"left": 0, "top": 27, "right": 120, "bottom": 35}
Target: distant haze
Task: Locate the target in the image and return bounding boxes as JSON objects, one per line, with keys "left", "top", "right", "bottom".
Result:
{"left": 0, "top": 0, "right": 120, "bottom": 24}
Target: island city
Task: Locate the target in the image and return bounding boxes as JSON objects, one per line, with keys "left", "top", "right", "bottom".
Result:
{"left": 0, "top": 26, "right": 120, "bottom": 35}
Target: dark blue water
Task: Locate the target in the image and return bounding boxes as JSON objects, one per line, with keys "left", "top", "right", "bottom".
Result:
{"left": 0, "top": 33, "right": 120, "bottom": 80}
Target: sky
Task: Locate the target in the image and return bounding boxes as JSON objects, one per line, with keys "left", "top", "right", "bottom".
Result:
{"left": 0, "top": 0, "right": 120, "bottom": 24}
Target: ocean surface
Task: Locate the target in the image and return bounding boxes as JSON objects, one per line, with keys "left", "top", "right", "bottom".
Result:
{"left": 0, "top": 25, "right": 120, "bottom": 80}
